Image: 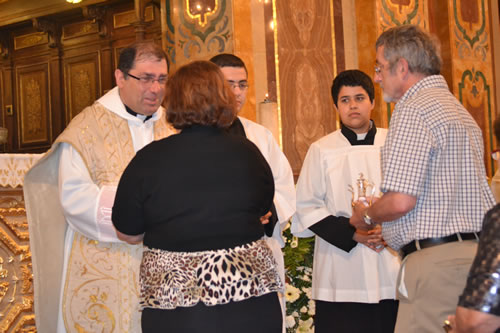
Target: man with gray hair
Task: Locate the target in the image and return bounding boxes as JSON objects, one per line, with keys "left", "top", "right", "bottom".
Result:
{"left": 350, "top": 24, "right": 494, "bottom": 332}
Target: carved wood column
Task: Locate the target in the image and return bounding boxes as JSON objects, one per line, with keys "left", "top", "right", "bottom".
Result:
{"left": 134, "top": 0, "right": 147, "bottom": 40}
{"left": 275, "top": 0, "right": 338, "bottom": 177}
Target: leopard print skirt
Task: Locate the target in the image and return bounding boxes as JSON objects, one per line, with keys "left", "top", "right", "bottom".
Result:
{"left": 140, "top": 239, "right": 283, "bottom": 310}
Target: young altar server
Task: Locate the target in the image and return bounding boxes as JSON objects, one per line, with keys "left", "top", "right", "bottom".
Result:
{"left": 292, "top": 69, "right": 400, "bottom": 333}
{"left": 210, "top": 54, "right": 296, "bottom": 332}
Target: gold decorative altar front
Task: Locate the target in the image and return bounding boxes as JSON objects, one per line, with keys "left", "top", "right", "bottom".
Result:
{"left": 0, "top": 154, "right": 42, "bottom": 332}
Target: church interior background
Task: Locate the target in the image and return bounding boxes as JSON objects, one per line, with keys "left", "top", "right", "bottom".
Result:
{"left": 0, "top": 0, "right": 498, "bottom": 331}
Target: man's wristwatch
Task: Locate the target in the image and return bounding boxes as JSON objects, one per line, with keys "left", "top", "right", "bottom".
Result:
{"left": 363, "top": 210, "right": 373, "bottom": 225}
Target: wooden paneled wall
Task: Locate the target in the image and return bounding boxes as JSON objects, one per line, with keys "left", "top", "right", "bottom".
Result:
{"left": 0, "top": 0, "right": 163, "bottom": 153}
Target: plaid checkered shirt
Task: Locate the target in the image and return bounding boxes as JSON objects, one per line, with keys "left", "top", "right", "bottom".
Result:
{"left": 380, "top": 75, "right": 495, "bottom": 250}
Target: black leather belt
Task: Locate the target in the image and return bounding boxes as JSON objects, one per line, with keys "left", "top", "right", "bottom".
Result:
{"left": 401, "top": 232, "right": 480, "bottom": 259}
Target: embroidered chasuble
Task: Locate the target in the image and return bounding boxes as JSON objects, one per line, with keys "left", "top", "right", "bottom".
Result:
{"left": 25, "top": 99, "right": 174, "bottom": 333}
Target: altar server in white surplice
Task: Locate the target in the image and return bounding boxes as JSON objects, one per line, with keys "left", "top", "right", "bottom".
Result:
{"left": 210, "top": 54, "right": 296, "bottom": 329}
{"left": 24, "top": 42, "right": 175, "bottom": 333}
{"left": 292, "top": 70, "right": 400, "bottom": 333}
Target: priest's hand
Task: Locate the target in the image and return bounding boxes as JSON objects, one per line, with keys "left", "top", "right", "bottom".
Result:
{"left": 260, "top": 211, "right": 272, "bottom": 225}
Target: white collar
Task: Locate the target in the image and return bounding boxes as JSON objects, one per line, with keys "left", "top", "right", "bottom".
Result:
{"left": 97, "top": 86, "right": 163, "bottom": 123}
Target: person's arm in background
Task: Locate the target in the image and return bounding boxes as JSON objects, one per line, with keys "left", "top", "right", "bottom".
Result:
{"left": 447, "top": 205, "right": 500, "bottom": 333}
{"left": 58, "top": 142, "right": 124, "bottom": 243}
{"left": 447, "top": 307, "right": 500, "bottom": 333}
{"left": 263, "top": 130, "right": 296, "bottom": 244}
{"left": 491, "top": 169, "right": 500, "bottom": 203}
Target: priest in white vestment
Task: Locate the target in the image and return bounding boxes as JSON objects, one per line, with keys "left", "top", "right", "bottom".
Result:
{"left": 24, "top": 42, "right": 175, "bottom": 333}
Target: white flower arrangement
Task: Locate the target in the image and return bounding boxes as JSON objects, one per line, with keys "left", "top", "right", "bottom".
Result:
{"left": 297, "top": 317, "right": 314, "bottom": 332}
{"left": 285, "top": 315, "right": 297, "bottom": 328}
{"left": 285, "top": 284, "right": 301, "bottom": 303}
{"left": 282, "top": 222, "right": 315, "bottom": 332}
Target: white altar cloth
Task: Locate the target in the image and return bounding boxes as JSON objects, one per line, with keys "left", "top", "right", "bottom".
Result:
{"left": 0, "top": 153, "right": 44, "bottom": 188}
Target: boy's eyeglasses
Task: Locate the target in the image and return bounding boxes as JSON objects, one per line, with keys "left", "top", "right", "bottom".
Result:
{"left": 227, "top": 81, "right": 249, "bottom": 90}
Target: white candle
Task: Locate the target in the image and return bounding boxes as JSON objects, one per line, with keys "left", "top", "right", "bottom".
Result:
{"left": 257, "top": 97, "right": 280, "bottom": 143}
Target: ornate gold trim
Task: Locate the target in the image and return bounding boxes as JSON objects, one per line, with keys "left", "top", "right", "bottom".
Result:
{"left": 0, "top": 208, "right": 29, "bottom": 241}
{"left": 14, "top": 32, "right": 48, "bottom": 50}
{"left": 62, "top": 20, "right": 99, "bottom": 39}
{"left": 15, "top": 63, "right": 53, "bottom": 147}
{"left": 184, "top": 0, "right": 219, "bottom": 27}
{"left": 272, "top": 0, "right": 282, "bottom": 149}
{"left": 113, "top": 5, "right": 154, "bottom": 28}
{"left": 0, "top": 296, "right": 34, "bottom": 332}
{"left": 0, "top": 228, "right": 29, "bottom": 255}
{"left": 11, "top": 313, "right": 35, "bottom": 332}
{"left": 330, "top": 0, "right": 340, "bottom": 130}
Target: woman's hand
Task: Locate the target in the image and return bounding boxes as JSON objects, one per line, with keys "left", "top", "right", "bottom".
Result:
{"left": 115, "top": 229, "right": 144, "bottom": 244}
{"left": 260, "top": 211, "right": 272, "bottom": 225}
